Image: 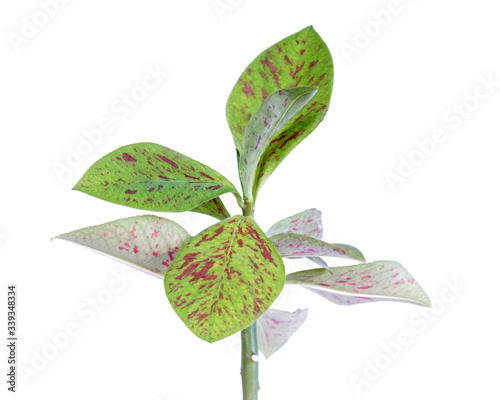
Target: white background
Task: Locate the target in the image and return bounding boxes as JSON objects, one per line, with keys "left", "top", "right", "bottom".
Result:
{"left": 1, "top": 1, "right": 499, "bottom": 399}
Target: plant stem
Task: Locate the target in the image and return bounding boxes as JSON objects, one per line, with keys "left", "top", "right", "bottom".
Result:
{"left": 240, "top": 200, "right": 259, "bottom": 399}
{"left": 242, "top": 199, "right": 253, "bottom": 217}
{"left": 241, "top": 322, "right": 259, "bottom": 400}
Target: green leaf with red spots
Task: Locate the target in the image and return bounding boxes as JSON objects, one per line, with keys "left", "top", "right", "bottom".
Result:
{"left": 164, "top": 215, "right": 286, "bottom": 343}
{"left": 239, "top": 87, "right": 317, "bottom": 201}
{"left": 286, "top": 261, "right": 431, "bottom": 307}
{"left": 266, "top": 208, "right": 323, "bottom": 239}
{"left": 190, "top": 197, "right": 231, "bottom": 220}
{"left": 73, "top": 142, "right": 239, "bottom": 216}
{"left": 257, "top": 308, "right": 308, "bottom": 359}
{"left": 270, "top": 233, "right": 365, "bottom": 262}
{"left": 53, "top": 215, "right": 191, "bottom": 278}
{"left": 226, "top": 26, "right": 333, "bottom": 192}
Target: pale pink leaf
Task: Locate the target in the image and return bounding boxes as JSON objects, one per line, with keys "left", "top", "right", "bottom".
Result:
{"left": 270, "top": 233, "right": 365, "bottom": 262}
{"left": 266, "top": 208, "right": 323, "bottom": 239}
{"left": 286, "top": 261, "right": 431, "bottom": 307}
{"left": 53, "top": 215, "right": 191, "bottom": 278}
{"left": 257, "top": 308, "right": 309, "bottom": 359}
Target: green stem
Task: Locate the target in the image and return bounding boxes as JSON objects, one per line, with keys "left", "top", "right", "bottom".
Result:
{"left": 242, "top": 199, "right": 253, "bottom": 217}
{"left": 241, "top": 322, "right": 259, "bottom": 400}
{"left": 241, "top": 200, "right": 259, "bottom": 399}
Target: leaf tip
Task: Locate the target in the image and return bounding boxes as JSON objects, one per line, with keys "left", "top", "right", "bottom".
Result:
{"left": 420, "top": 293, "right": 433, "bottom": 308}
{"left": 71, "top": 182, "right": 83, "bottom": 192}
{"left": 51, "top": 234, "right": 63, "bottom": 243}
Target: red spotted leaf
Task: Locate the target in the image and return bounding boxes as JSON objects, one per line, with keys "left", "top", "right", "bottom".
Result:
{"left": 53, "top": 215, "right": 191, "bottom": 278}
{"left": 164, "top": 215, "right": 286, "bottom": 343}
{"left": 257, "top": 308, "right": 308, "bottom": 359}
{"left": 270, "top": 233, "right": 365, "bottom": 262}
{"left": 226, "top": 26, "right": 333, "bottom": 192}
{"left": 239, "top": 87, "right": 317, "bottom": 201}
{"left": 266, "top": 208, "right": 323, "bottom": 239}
{"left": 73, "top": 142, "right": 238, "bottom": 217}
{"left": 286, "top": 261, "right": 431, "bottom": 307}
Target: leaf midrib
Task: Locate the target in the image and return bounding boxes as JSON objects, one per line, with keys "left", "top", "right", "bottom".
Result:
{"left": 78, "top": 179, "right": 237, "bottom": 193}
{"left": 206, "top": 216, "right": 245, "bottom": 339}
{"left": 247, "top": 88, "right": 317, "bottom": 200}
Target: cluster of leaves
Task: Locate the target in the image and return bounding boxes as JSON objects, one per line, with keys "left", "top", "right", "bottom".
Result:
{"left": 55, "top": 26, "right": 430, "bottom": 358}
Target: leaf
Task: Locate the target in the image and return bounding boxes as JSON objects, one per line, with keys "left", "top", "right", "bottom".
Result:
{"left": 266, "top": 208, "right": 323, "bottom": 239}
{"left": 191, "top": 197, "right": 231, "bottom": 220}
{"left": 257, "top": 308, "right": 308, "bottom": 359}
{"left": 73, "top": 142, "right": 239, "bottom": 214}
{"left": 226, "top": 26, "right": 334, "bottom": 191}
{"left": 286, "top": 261, "right": 431, "bottom": 307}
{"left": 270, "top": 233, "right": 365, "bottom": 262}
{"left": 164, "top": 215, "right": 286, "bottom": 343}
{"left": 53, "top": 215, "right": 191, "bottom": 278}
{"left": 307, "top": 256, "right": 333, "bottom": 274}
{"left": 239, "top": 87, "right": 317, "bottom": 201}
